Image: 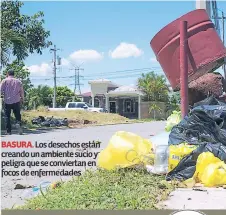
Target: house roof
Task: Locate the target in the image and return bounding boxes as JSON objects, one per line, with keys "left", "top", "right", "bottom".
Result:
{"left": 88, "top": 78, "right": 119, "bottom": 88}
{"left": 107, "top": 85, "right": 143, "bottom": 96}
{"left": 88, "top": 79, "right": 111, "bottom": 84}
{"left": 81, "top": 92, "right": 91, "bottom": 97}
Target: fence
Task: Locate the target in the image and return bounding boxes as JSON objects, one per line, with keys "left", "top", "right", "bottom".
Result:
{"left": 140, "top": 101, "right": 170, "bottom": 120}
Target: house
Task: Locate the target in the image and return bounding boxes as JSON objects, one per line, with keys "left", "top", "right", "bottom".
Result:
{"left": 79, "top": 79, "right": 144, "bottom": 119}
{"left": 80, "top": 79, "right": 119, "bottom": 108}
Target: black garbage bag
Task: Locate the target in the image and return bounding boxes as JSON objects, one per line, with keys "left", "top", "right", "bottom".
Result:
{"left": 193, "top": 95, "right": 226, "bottom": 107}
{"left": 31, "top": 116, "right": 46, "bottom": 125}
{"left": 41, "top": 120, "right": 51, "bottom": 127}
{"left": 166, "top": 142, "right": 226, "bottom": 181}
{"left": 59, "top": 118, "right": 68, "bottom": 126}
{"left": 166, "top": 97, "right": 226, "bottom": 181}
{"left": 169, "top": 105, "right": 226, "bottom": 146}
{"left": 31, "top": 116, "right": 68, "bottom": 127}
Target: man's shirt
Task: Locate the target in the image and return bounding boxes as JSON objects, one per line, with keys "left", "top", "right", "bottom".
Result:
{"left": 0, "top": 76, "right": 24, "bottom": 104}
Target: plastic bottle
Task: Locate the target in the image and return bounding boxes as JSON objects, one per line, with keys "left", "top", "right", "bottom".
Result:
{"left": 153, "top": 145, "right": 169, "bottom": 174}
{"left": 22, "top": 181, "right": 51, "bottom": 199}
{"left": 149, "top": 131, "right": 169, "bottom": 153}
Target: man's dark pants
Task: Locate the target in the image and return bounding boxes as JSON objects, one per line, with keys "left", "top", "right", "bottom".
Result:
{"left": 4, "top": 102, "right": 21, "bottom": 133}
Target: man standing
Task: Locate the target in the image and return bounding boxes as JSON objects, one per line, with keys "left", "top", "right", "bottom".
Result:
{"left": 1, "top": 70, "right": 24, "bottom": 135}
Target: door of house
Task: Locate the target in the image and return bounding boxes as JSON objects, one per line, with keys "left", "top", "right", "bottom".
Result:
{"left": 109, "top": 101, "right": 116, "bottom": 113}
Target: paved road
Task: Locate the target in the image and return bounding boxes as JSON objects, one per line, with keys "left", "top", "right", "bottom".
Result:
{"left": 1, "top": 121, "right": 166, "bottom": 209}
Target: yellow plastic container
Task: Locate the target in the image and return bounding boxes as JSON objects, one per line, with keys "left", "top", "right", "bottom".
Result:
{"left": 194, "top": 152, "right": 226, "bottom": 187}
{"left": 97, "top": 131, "right": 154, "bottom": 170}
{"left": 168, "top": 143, "right": 198, "bottom": 171}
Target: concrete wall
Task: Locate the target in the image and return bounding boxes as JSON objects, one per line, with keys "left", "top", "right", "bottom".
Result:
{"left": 140, "top": 101, "right": 168, "bottom": 120}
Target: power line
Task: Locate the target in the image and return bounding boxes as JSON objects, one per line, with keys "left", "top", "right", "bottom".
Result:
{"left": 29, "top": 67, "right": 163, "bottom": 81}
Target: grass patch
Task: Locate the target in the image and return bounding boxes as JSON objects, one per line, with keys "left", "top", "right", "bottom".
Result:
{"left": 19, "top": 169, "right": 174, "bottom": 210}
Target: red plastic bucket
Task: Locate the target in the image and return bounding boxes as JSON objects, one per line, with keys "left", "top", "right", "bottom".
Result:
{"left": 150, "top": 9, "right": 226, "bottom": 90}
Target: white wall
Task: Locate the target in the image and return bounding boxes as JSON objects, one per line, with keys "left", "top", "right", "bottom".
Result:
{"left": 90, "top": 83, "right": 109, "bottom": 97}
{"left": 196, "top": 0, "right": 211, "bottom": 17}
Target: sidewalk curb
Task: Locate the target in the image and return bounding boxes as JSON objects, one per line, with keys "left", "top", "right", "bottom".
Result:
{"left": 1, "top": 121, "right": 147, "bottom": 134}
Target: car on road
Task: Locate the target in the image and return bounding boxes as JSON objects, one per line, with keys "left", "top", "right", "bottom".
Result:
{"left": 48, "top": 102, "right": 105, "bottom": 112}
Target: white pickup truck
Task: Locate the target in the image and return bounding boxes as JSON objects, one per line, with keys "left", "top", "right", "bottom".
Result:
{"left": 48, "top": 102, "right": 104, "bottom": 112}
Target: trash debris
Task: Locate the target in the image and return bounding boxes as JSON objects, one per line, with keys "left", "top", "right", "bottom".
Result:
{"left": 169, "top": 101, "right": 226, "bottom": 146}
{"left": 31, "top": 116, "right": 68, "bottom": 127}
{"left": 165, "top": 110, "right": 181, "bottom": 132}
{"left": 192, "top": 151, "right": 226, "bottom": 187}
{"left": 97, "top": 97, "right": 226, "bottom": 188}
{"left": 83, "top": 119, "right": 93, "bottom": 124}
{"left": 14, "top": 184, "right": 33, "bottom": 190}
{"left": 192, "top": 187, "right": 207, "bottom": 192}
{"left": 182, "top": 178, "right": 196, "bottom": 188}
{"left": 193, "top": 95, "right": 226, "bottom": 107}
{"left": 194, "top": 152, "right": 220, "bottom": 182}
{"left": 166, "top": 97, "right": 226, "bottom": 187}
{"left": 200, "top": 161, "right": 226, "bottom": 187}
{"left": 188, "top": 73, "right": 225, "bottom": 105}
{"left": 166, "top": 142, "right": 226, "bottom": 182}
{"left": 153, "top": 145, "right": 169, "bottom": 174}
{"left": 146, "top": 165, "right": 155, "bottom": 173}
{"left": 22, "top": 181, "right": 51, "bottom": 199}
{"left": 50, "top": 182, "right": 62, "bottom": 189}
{"left": 97, "top": 131, "right": 154, "bottom": 170}
{"left": 168, "top": 143, "right": 198, "bottom": 172}
{"left": 149, "top": 132, "right": 169, "bottom": 152}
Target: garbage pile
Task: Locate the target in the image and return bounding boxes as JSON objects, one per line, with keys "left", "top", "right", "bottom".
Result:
{"left": 31, "top": 116, "right": 68, "bottom": 127}
{"left": 97, "top": 96, "right": 226, "bottom": 188}
{"left": 166, "top": 96, "right": 226, "bottom": 186}
{"left": 188, "top": 73, "right": 226, "bottom": 105}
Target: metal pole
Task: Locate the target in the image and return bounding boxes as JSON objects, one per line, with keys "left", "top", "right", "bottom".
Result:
{"left": 53, "top": 45, "right": 57, "bottom": 108}
{"left": 222, "top": 12, "right": 226, "bottom": 79}
{"left": 74, "top": 68, "right": 77, "bottom": 94}
{"left": 180, "top": 21, "right": 189, "bottom": 118}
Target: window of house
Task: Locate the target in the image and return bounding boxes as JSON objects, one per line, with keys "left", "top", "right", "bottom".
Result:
{"left": 124, "top": 99, "right": 135, "bottom": 113}
{"left": 94, "top": 99, "right": 100, "bottom": 107}
{"left": 89, "top": 98, "right": 100, "bottom": 107}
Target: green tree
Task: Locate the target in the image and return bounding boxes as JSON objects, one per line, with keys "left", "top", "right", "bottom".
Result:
{"left": 26, "top": 85, "right": 79, "bottom": 109}
{"left": 1, "top": 0, "right": 52, "bottom": 67}
{"left": 166, "top": 92, "right": 181, "bottom": 114}
{"left": 149, "top": 103, "right": 162, "bottom": 120}
{"left": 27, "top": 85, "right": 53, "bottom": 109}
{"left": 56, "top": 86, "right": 79, "bottom": 107}
{"left": 137, "top": 71, "right": 169, "bottom": 102}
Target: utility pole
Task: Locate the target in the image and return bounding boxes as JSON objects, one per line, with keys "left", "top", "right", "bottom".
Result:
{"left": 50, "top": 45, "right": 60, "bottom": 108}
{"left": 214, "top": 12, "right": 226, "bottom": 78}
